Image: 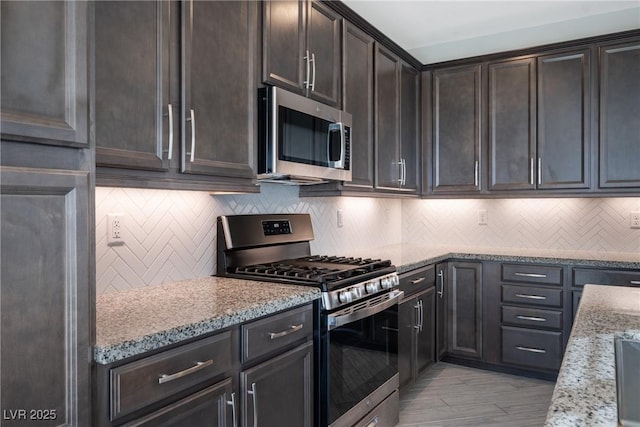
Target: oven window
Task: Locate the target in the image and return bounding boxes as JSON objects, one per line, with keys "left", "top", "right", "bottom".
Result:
{"left": 278, "top": 106, "right": 333, "bottom": 167}
{"left": 328, "top": 305, "right": 398, "bottom": 424}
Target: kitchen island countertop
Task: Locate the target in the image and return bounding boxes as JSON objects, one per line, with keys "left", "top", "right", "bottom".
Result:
{"left": 544, "top": 285, "right": 640, "bottom": 426}
{"left": 95, "top": 277, "right": 320, "bottom": 364}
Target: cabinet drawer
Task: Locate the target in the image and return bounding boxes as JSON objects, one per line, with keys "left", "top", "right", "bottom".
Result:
{"left": 242, "top": 304, "right": 313, "bottom": 364}
{"left": 501, "top": 326, "right": 562, "bottom": 371}
{"left": 502, "top": 264, "right": 562, "bottom": 285}
{"left": 502, "top": 306, "right": 563, "bottom": 330}
{"left": 399, "top": 265, "right": 435, "bottom": 297}
{"left": 502, "top": 285, "right": 562, "bottom": 308}
{"left": 573, "top": 268, "right": 640, "bottom": 287}
{"left": 110, "top": 331, "right": 233, "bottom": 421}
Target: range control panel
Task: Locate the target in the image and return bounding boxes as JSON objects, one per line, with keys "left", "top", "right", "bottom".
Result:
{"left": 262, "top": 220, "right": 292, "bottom": 236}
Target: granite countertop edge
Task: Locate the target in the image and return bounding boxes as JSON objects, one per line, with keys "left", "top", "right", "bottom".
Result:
{"left": 94, "top": 288, "right": 320, "bottom": 365}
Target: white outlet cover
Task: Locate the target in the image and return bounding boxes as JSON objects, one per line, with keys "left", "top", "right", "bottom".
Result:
{"left": 478, "top": 209, "right": 488, "bottom": 225}
{"left": 107, "top": 213, "right": 125, "bottom": 246}
{"left": 631, "top": 211, "right": 640, "bottom": 229}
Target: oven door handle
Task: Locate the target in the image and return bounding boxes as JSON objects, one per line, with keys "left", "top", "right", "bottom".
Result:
{"left": 327, "top": 290, "right": 404, "bottom": 331}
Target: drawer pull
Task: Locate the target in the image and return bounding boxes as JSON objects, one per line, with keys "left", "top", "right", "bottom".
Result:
{"left": 514, "top": 272, "right": 547, "bottom": 278}
{"left": 516, "top": 345, "right": 547, "bottom": 354}
{"left": 410, "top": 277, "right": 426, "bottom": 285}
{"left": 630, "top": 281, "right": 640, "bottom": 285}
{"left": 226, "top": 392, "right": 238, "bottom": 427}
{"left": 158, "top": 360, "right": 213, "bottom": 384}
{"left": 365, "top": 416, "right": 379, "bottom": 427}
{"left": 516, "top": 315, "right": 547, "bottom": 322}
{"left": 515, "top": 293, "right": 547, "bottom": 300}
{"left": 268, "top": 323, "right": 303, "bottom": 340}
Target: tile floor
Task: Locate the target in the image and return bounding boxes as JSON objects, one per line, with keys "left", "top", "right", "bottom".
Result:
{"left": 398, "top": 363, "right": 556, "bottom": 427}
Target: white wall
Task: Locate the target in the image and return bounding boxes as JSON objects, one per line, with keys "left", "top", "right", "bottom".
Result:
{"left": 96, "top": 185, "right": 639, "bottom": 295}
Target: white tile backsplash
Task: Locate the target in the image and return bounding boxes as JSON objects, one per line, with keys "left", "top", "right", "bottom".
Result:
{"left": 96, "top": 185, "right": 640, "bottom": 295}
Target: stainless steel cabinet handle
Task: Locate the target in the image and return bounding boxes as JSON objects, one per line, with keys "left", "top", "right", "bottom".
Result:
{"left": 188, "top": 109, "right": 196, "bottom": 162}
{"left": 403, "top": 158, "right": 407, "bottom": 186}
{"left": 514, "top": 272, "right": 547, "bottom": 278}
{"left": 226, "top": 392, "right": 238, "bottom": 427}
{"left": 419, "top": 300, "right": 424, "bottom": 332}
{"left": 167, "top": 103, "right": 173, "bottom": 160}
{"left": 158, "top": 360, "right": 213, "bottom": 384}
{"left": 516, "top": 346, "right": 547, "bottom": 354}
{"left": 515, "top": 293, "right": 547, "bottom": 300}
{"left": 410, "top": 277, "right": 426, "bottom": 285}
{"left": 530, "top": 158, "right": 534, "bottom": 186}
{"left": 474, "top": 160, "right": 479, "bottom": 187}
{"left": 437, "top": 271, "right": 444, "bottom": 298}
{"left": 364, "top": 416, "right": 379, "bottom": 427}
{"left": 397, "top": 159, "right": 404, "bottom": 184}
{"left": 630, "top": 281, "right": 640, "bottom": 285}
{"left": 310, "top": 52, "right": 316, "bottom": 91}
{"left": 516, "top": 315, "right": 547, "bottom": 322}
{"left": 304, "top": 50, "right": 310, "bottom": 89}
{"left": 537, "top": 158, "right": 542, "bottom": 185}
{"left": 248, "top": 382, "right": 258, "bottom": 427}
{"left": 268, "top": 323, "right": 303, "bottom": 340}
{"left": 413, "top": 302, "right": 421, "bottom": 330}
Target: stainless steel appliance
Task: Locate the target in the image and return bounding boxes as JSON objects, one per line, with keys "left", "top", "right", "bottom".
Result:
{"left": 217, "top": 214, "right": 401, "bottom": 427}
{"left": 258, "top": 86, "right": 352, "bottom": 184}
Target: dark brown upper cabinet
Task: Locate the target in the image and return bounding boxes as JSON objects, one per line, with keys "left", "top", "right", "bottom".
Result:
{"left": 181, "top": 0, "right": 257, "bottom": 181}
{"left": 488, "top": 58, "right": 537, "bottom": 191}
{"left": 598, "top": 39, "right": 640, "bottom": 189}
{"left": 432, "top": 65, "right": 482, "bottom": 194}
{"left": 342, "top": 22, "right": 375, "bottom": 190}
{"left": 95, "top": 1, "right": 171, "bottom": 172}
{"left": 262, "top": 0, "right": 342, "bottom": 107}
{"left": 375, "top": 44, "right": 420, "bottom": 194}
{"left": 1, "top": 1, "right": 89, "bottom": 147}
{"left": 537, "top": 49, "right": 591, "bottom": 190}
{"left": 95, "top": 1, "right": 258, "bottom": 192}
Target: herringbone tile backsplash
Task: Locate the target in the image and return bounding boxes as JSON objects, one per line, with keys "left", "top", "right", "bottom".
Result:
{"left": 96, "top": 185, "right": 639, "bottom": 294}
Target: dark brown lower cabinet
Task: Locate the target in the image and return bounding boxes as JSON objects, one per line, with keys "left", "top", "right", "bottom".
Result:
{"left": 447, "top": 262, "right": 483, "bottom": 359}
{"left": 501, "top": 326, "right": 563, "bottom": 371}
{"left": 240, "top": 341, "right": 313, "bottom": 427}
{"left": 399, "top": 287, "right": 435, "bottom": 388}
{"left": 123, "top": 380, "right": 234, "bottom": 427}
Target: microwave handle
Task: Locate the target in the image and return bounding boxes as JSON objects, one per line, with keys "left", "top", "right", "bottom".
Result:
{"left": 327, "top": 122, "right": 345, "bottom": 169}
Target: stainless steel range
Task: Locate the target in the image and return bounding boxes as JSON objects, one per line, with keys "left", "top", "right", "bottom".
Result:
{"left": 217, "top": 214, "right": 402, "bottom": 427}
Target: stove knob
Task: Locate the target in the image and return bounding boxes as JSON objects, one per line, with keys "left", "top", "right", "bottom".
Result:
{"left": 391, "top": 274, "right": 399, "bottom": 287}
{"left": 351, "top": 288, "right": 361, "bottom": 299}
{"left": 365, "top": 281, "right": 380, "bottom": 294}
{"left": 380, "top": 277, "right": 391, "bottom": 289}
{"left": 339, "top": 290, "right": 353, "bottom": 304}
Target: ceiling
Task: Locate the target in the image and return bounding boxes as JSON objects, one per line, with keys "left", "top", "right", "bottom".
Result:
{"left": 342, "top": 1, "right": 640, "bottom": 64}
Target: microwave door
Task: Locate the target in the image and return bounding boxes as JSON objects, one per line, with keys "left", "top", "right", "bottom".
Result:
{"left": 327, "top": 122, "right": 345, "bottom": 169}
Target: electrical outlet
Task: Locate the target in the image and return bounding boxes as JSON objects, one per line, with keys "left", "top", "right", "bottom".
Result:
{"left": 337, "top": 209, "right": 344, "bottom": 228}
{"left": 631, "top": 211, "right": 640, "bottom": 229}
{"left": 107, "top": 213, "right": 125, "bottom": 246}
{"left": 478, "top": 209, "right": 488, "bottom": 225}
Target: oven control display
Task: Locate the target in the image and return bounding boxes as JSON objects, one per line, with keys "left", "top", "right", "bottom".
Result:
{"left": 262, "top": 220, "right": 292, "bottom": 236}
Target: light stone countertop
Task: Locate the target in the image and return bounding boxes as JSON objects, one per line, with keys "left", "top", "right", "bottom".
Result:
{"left": 95, "top": 277, "right": 320, "bottom": 364}
{"left": 545, "top": 285, "right": 640, "bottom": 426}
{"left": 345, "top": 244, "right": 640, "bottom": 273}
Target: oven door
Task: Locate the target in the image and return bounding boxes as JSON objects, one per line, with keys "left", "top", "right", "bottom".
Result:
{"left": 322, "top": 290, "right": 402, "bottom": 427}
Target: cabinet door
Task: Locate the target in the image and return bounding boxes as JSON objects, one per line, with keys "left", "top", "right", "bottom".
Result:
{"left": 123, "top": 380, "right": 234, "bottom": 427}
{"left": 241, "top": 342, "right": 313, "bottom": 427}
{"left": 435, "top": 264, "right": 447, "bottom": 360}
{"left": 398, "top": 296, "right": 417, "bottom": 389}
{"left": 599, "top": 39, "right": 640, "bottom": 188}
{"left": 537, "top": 50, "right": 591, "bottom": 189}
{"left": 447, "top": 262, "right": 483, "bottom": 359}
{"left": 95, "top": 1, "right": 171, "bottom": 171}
{"left": 488, "top": 58, "right": 536, "bottom": 191}
{"left": 375, "top": 44, "right": 401, "bottom": 190}
{"left": 433, "top": 65, "right": 482, "bottom": 193}
{"left": 306, "top": 1, "right": 341, "bottom": 107}
{"left": 181, "top": 1, "right": 257, "bottom": 180}
{"left": 1, "top": 1, "right": 89, "bottom": 147}
{"left": 342, "top": 22, "right": 374, "bottom": 189}
{"left": 262, "top": 0, "right": 306, "bottom": 94}
{"left": 1, "top": 167, "right": 91, "bottom": 427}
{"left": 416, "top": 287, "right": 436, "bottom": 377}
{"left": 400, "top": 62, "right": 420, "bottom": 193}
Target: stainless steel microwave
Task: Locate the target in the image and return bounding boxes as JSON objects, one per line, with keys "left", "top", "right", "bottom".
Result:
{"left": 258, "top": 86, "right": 352, "bottom": 183}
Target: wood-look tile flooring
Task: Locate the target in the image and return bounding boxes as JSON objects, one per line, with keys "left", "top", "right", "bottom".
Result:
{"left": 398, "top": 363, "right": 555, "bottom": 427}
